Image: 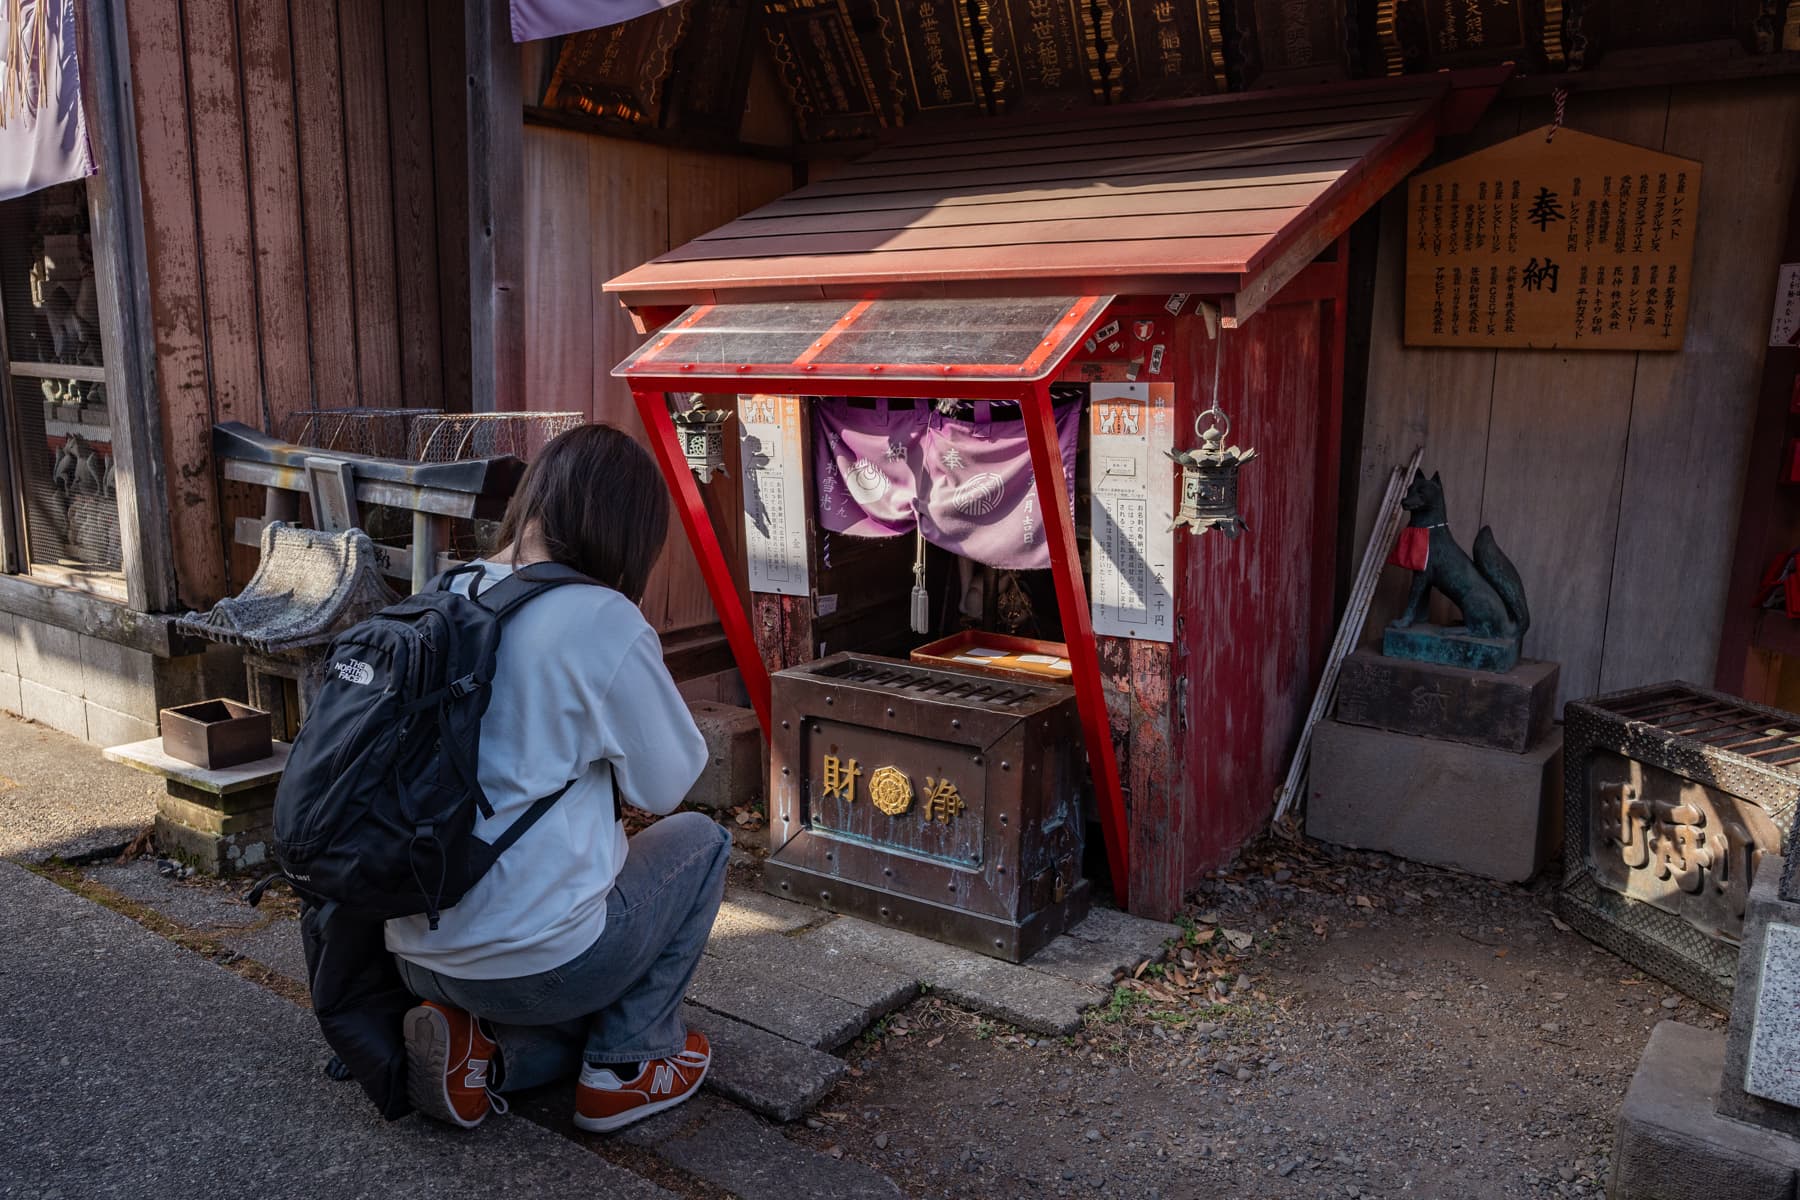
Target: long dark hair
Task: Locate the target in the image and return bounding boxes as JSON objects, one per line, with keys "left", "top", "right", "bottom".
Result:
{"left": 495, "top": 424, "right": 670, "bottom": 603}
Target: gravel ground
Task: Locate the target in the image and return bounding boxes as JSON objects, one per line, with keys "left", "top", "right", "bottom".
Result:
{"left": 787, "top": 836, "right": 1727, "bottom": 1200}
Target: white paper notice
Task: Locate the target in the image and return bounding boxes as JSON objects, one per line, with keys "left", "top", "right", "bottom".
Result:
{"left": 1087, "top": 382, "right": 1176, "bottom": 642}
{"left": 738, "top": 394, "right": 810, "bottom": 596}
{"left": 1771, "top": 263, "right": 1800, "bottom": 349}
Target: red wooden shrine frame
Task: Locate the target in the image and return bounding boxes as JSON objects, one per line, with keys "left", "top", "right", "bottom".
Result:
{"left": 628, "top": 339, "right": 1135, "bottom": 906}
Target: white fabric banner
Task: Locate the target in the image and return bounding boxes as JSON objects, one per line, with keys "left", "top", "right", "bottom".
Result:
{"left": 510, "top": 0, "right": 687, "bottom": 42}
{"left": 0, "top": 0, "right": 95, "bottom": 203}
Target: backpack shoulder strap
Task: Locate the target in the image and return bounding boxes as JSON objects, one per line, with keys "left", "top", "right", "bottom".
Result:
{"left": 472, "top": 562, "right": 601, "bottom": 620}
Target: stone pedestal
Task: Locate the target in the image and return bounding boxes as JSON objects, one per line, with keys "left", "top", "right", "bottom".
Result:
{"left": 1309, "top": 718, "right": 1562, "bottom": 881}
{"left": 684, "top": 700, "right": 764, "bottom": 813}
{"left": 1610, "top": 1022, "right": 1800, "bottom": 1200}
{"left": 1721, "top": 856, "right": 1800, "bottom": 1137}
{"left": 1382, "top": 622, "right": 1520, "bottom": 672}
{"left": 1335, "top": 651, "right": 1559, "bottom": 753}
{"left": 103, "top": 738, "right": 289, "bottom": 875}
{"left": 1609, "top": 856, "right": 1800, "bottom": 1199}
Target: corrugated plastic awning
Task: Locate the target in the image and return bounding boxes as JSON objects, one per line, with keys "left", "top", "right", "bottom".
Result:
{"left": 613, "top": 295, "right": 1110, "bottom": 385}
{"left": 607, "top": 74, "right": 1502, "bottom": 327}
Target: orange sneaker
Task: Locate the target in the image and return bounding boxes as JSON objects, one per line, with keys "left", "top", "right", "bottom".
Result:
{"left": 404, "top": 1000, "right": 507, "bottom": 1128}
{"left": 573, "top": 1030, "right": 711, "bottom": 1132}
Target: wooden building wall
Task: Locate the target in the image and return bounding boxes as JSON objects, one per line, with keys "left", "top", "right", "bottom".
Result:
{"left": 1354, "top": 80, "right": 1800, "bottom": 711}
{"left": 125, "top": 0, "right": 470, "bottom": 610}
{"left": 519, "top": 125, "right": 794, "bottom": 633}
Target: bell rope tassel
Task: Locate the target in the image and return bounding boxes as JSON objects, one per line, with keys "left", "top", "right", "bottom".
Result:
{"left": 910, "top": 530, "right": 930, "bottom": 635}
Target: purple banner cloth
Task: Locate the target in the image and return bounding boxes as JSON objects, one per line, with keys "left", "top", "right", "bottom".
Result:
{"left": 919, "top": 402, "right": 1079, "bottom": 571}
{"left": 510, "top": 0, "right": 686, "bottom": 41}
{"left": 0, "top": 0, "right": 95, "bottom": 203}
{"left": 814, "top": 398, "right": 928, "bottom": 539}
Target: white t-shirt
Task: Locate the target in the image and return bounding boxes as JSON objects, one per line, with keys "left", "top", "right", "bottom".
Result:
{"left": 385, "top": 561, "right": 707, "bottom": 980}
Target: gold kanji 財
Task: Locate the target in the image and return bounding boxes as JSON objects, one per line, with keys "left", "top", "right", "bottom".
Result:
{"left": 921, "top": 776, "right": 964, "bottom": 823}
{"left": 822, "top": 755, "right": 861, "bottom": 803}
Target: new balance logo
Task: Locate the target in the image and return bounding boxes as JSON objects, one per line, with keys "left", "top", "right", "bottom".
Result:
{"left": 652, "top": 1064, "right": 676, "bottom": 1094}
{"left": 334, "top": 659, "right": 375, "bottom": 685}
{"left": 463, "top": 1058, "right": 489, "bottom": 1089}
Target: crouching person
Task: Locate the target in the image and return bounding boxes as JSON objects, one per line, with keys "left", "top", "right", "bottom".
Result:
{"left": 385, "top": 424, "right": 728, "bottom": 1133}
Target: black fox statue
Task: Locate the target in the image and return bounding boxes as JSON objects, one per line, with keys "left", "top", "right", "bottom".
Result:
{"left": 1392, "top": 472, "right": 1531, "bottom": 642}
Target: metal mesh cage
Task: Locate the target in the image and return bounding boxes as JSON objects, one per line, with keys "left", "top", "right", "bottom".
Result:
{"left": 407, "top": 412, "right": 585, "bottom": 463}
{"left": 279, "top": 408, "right": 443, "bottom": 459}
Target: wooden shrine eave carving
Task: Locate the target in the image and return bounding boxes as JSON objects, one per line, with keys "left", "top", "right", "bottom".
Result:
{"left": 608, "top": 68, "right": 1511, "bottom": 332}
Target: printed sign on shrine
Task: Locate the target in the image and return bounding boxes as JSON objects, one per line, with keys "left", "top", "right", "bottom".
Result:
{"left": 1403, "top": 126, "right": 1702, "bottom": 351}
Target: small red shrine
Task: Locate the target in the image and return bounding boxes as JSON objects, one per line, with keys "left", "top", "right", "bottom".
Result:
{"left": 607, "top": 72, "right": 1505, "bottom": 921}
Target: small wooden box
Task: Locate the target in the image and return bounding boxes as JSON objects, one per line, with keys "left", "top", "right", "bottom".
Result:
{"left": 159, "top": 699, "right": 273, "bottom": 771}
{"left": 766, "top": 653, "right": 1089, "bottom": 962}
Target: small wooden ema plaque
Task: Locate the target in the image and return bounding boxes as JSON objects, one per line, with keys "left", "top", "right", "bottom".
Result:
{"left": 875, "top": 0, "right": 992, "bottom": 121}
{"left": 985, "top": 0, "right": 1099, "bottom": 112}
{"left": 1404, "top": 126, "right": 1702, "bottom": 352}
{"left": 541, "top": 6, "right": 692, "bottom": 124}
{"left": 762, "top": 0, "right": 895, "bottom": 140}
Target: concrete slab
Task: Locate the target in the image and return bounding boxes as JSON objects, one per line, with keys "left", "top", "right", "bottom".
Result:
{"left": 705, "top": 924, "right": 919, "bottom": 1017}
{"left": 714, "top": 883, "right": 825, "bottom": 938}
{"left": 689, "top": 953, "right": 868, "bottom": 1051}
{"left": 0, "top": 861, "right": 675, "bottom": 1200}
{"left": 684, "top": 701, "right": 764, "bottom": 813}
{"left": 1027, "top": 907, "right": 1181, "bottom": 987}
{"left": 621, "top": 1097, "right": 903, "bottom": 1200}
{"left": 1721, "top": 857, "right": 1800, "bottom": 1137}
{"left": 801, "top": 917, "right": 1107, "bottom": 1036}
{"left": 0, "top": 712, "right": 157, "bottom": 862}
{"left": 1609, "top": 1021, "right": 1800, "bottom": 1200}
{"left": 222, "top": 916, "right": 309, "bottom": 988}
{"left": 681, "top": 1003, "right": 846, "bottom": 1122}
{"left": 81, "top": 859, "right": 265, "bottom": 930}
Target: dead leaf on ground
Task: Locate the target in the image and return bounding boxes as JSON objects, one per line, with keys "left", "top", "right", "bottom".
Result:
{"left": 1223, "top": 929, "right": 1253, "bottom": 951}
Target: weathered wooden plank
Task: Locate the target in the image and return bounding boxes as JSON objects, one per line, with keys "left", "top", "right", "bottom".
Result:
{"left": 1477, "top": 90, "right": 1674, "bottom": 709}
{"left": 1118, "top": 636, "right": 1178, "bottom": 920}
{"left": 521, "top": 127, "right": 596, "bottom": 416}
{"left": 125, "top": 0, "right": 223, "bottom": 608}
{"left": 723, "top": 181, "right": 1332, "bottom": 238}
{"left": 383, "top": 0, "right": 444, "bottom": 411}
{"left": 589, "top": 137, "right": 670, "bottom": 431}
{"left": 427, "top": 10, "right": 472, "bottom": 412}
{"left": 1356, "top": 102, "right": 1521, "bottom": 636}
{"left": 339, "top": 0, "right": 402, "bottom": 408}
{"left": 672, "top": 208, "right": 1304, "bottom": 261}
{"left": 238, "top": 0, "right": 314, "bottom": 432}
{"left": 1597, "top": 83, "right": 1800, "bottom": 694}
{"left": 465, "top": 0, "right": 525, "bottom": 412}
{"left": 290, "top": 0, "right": 360, "bottom": 409}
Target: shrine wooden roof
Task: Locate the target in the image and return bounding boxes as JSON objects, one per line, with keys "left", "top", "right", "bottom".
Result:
{"left": 606, "top": 74, "right": 1502, "bottom": 325}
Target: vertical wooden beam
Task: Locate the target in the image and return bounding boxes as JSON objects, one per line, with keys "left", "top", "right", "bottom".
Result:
{"left": 383, "top": 0, "right": 445, "bottom": 411}
{"left": 427, "top": 11, "right": 472, "bottom": 412}
{"left": 84, "top": 0, "right": 179, "bottom": 611}
{"left": 465, "top": 0, "right": 524, "bottom": 413}
{"left": 632, "top": 389, "right": 773, "bottom": 734}
{"left": 1022, "top": 380, "right": 1131, "bottom": 911}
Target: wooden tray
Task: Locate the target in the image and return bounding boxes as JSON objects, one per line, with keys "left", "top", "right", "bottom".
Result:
{"left": 910, "top": 630, "right": 1073, "bottom": 682}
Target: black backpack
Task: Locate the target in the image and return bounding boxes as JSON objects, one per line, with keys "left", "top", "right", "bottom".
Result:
{"left": 256, "top": 561, "right": 604, "bottom": 928}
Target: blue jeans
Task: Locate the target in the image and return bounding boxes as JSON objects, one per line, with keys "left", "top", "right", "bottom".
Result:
{"left": 394, "top": 811, "right": 731, "bottom": 1092}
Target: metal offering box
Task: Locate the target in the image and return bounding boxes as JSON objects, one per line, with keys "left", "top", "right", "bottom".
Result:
{"left": 765, "top": 653, "right": 1089, "bottom": 962}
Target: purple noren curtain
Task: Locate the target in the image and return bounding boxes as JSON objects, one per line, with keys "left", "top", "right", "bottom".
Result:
{"left": 510, "top": 0, "right": 688, "bottom": 42}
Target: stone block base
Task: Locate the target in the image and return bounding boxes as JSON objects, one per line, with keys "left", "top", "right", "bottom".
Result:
{"left": 154, "top": 812, "right": 274, "bottom": 876}
{"left": 1383, "top": 622, "right": 1520, "bottom": 672}
{"left": 684, "top": 700, "right": 764, "bottom": 813}
{"left": 1335, "top": 650, "right": 1559, "bottom": 752}
{"left": 1308, "top": 718, "right": 1562, "bottom": 882}
{"left": 1722, "top": 856, "right": 1800, "bottom": 1137}
{"left": 1611, "top": 1022, "right": 1800, "bottom": 1200}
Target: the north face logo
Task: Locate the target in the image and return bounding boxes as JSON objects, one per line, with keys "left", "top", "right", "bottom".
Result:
{"left": 334, "top": 659, "right": 375, "bottom": 686}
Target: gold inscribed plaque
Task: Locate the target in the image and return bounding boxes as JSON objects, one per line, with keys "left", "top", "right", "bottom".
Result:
{"left": 1404, "top": 126, "right": 1701, "bottom": 351}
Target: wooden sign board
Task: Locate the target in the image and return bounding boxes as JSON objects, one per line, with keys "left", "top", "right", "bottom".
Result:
{"left": 542, "top": 6, "right": 692, "bottom": 125}
{"left": 761, "top": 0, "right": 895, "bottom": 140}
{"left": 985, "top": 0, "right": 1098, "bottom": 112}
{"left": 1404, "top": 126, "right": 1702, "bottom": 352}
{"left": 1107, "top": 0, "right": 1230, "bottom": 100}
{"left": 875, "top": 0, "right": 992, "bottom": 121}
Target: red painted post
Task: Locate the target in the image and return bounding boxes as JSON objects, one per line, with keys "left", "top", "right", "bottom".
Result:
{"left": 1019, "top": 381, "right": 1132, "bottom": 910}
{"left": 631, "top": 389, "right": 774, "bottom": 735}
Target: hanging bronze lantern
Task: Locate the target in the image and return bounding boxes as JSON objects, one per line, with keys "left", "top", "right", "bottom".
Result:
{"left": 670, "top": 396, "right": 734, "bottom": 484}
{"left": 1168, "top": 408, "right": 1255, "bottom": 538}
